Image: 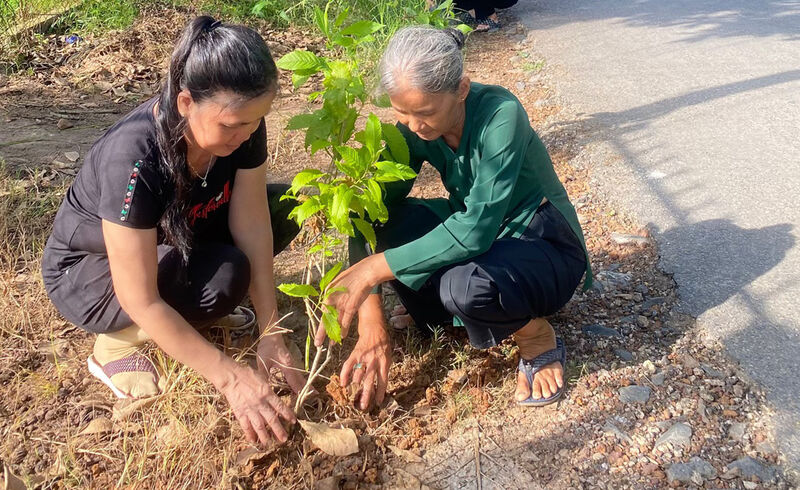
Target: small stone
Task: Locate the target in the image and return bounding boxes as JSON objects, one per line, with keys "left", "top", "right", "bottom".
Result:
{"left": 727, "top": 422, "right": 746, "bottom": 441}
{"left": 642, "top": 360, "right": 657, "bottom": 374}
{"left": 641, "top": 296, "right": 666, "bottom": 311}
{"left": 651, "top": 372, "right": 666, "bottom": 386}
{"left": 57, "top": 118, "right": 74, "bottom": 130}
{"left": 755, "top": 440, "right": 777, "bottom": 456}
{"left": 666, "top": 457, "right": 716, "bottom": 484}
{"left": 619, "top": 385, "right": 651, "bottom": 404}
{"left": 725, "top": 456, "right": 776, "bottom": 483}
{"left": 733, "top": 384, "right": 744, "bottom": 397}
{"left": 701, "top": 363, "right": 724, "bottom": 378}
{"left": 637, "top": 315, "right": 650, "bottom": 328}
{"left": 65, "top": 151, "right": 80, "bottom": 162}
{"left": 614, "top": 349, "right": 633, "bottom": 362}
{"left": 595, "top": 270, "right": 632, "bottom": 291}
{"left": 654, "top": 422, "right": 692, "bottom": 451}
{"left": 679, "top": 354, "right": 699, "bottom": 369}
{"left": 610, "top": 232, "right": 650, "bottom": 246}
{"left": 515, "top": 81, "right": 526, "bottom": 91}
{"left": 742, "top": 482, "right": 757, "bottom": 490}
{"left": 582, "top": 324, "right": 622, "bottom": 338}
{"left": 603, "top": 421, "right": 633, "bottom": 444}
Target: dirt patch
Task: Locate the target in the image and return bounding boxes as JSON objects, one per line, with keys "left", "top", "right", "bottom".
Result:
{"left": 0, "top": 5, "right": 793, "bottom": 490}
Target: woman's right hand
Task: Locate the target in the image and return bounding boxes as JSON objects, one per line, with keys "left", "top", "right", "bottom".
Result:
{"left": 217, "top": 362, "right": 296, "bottom": 445}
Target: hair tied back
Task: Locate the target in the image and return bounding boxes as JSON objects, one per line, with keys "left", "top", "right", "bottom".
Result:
{"left": 444, "top": 28, "right": 466, "bottom": 50}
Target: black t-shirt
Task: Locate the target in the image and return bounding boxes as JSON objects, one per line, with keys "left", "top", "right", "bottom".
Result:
{"left": 43, "top": 97, "right": 267, "bottom": 272}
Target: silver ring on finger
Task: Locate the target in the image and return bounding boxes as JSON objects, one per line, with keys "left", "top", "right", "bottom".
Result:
{"left": 353, "top": 362, "right": 364, "bottom": 370}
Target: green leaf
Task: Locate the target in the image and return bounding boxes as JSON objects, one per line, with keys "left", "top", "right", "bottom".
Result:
{"left": 353, "top": 217, "right": 377, "bottom": 249}
{"left": 288, "top": 197, "right": 324, "bottom": 225}
{"left": 332, "top": 8, "right": 349, "bottom": 27}
{"left": 322, "top": 308, "right": 342, "bottom": 343}
{"left": 363, "top": 179, "right": 389, "bottom": 222}
{"left": 455, "top": 23, "right": 473, "bottom": 35}
{"left": 364, "top": 114, "right": 382, "bottom": 155}
{"left": 276, "top": 50, "right": 321, "bottom": 72}
{"left": 310, "top": 139, "right": 332, "bottom": 155}
{"left": 313, "top": 5, "right": 329, "bottom": 38}
{"left": 381, "top": 123, "right": 410, "bottom": 165}
{"left": 374, "top": 161, "right": 417, "bottom": 182}
{"left": 340, "top": 20, "right": 383, "bottom": 38}
{"left": 319, "top": 262, "right": 343, "bottom": 292}
{"left": 277, "top": 283, "right": 319, "bottom": 298}
{"left": 289, "top": 169, "right": 324, "bottom": 194}
{"left": 292, "top": 73, "right": 311, "bottom": 88}
{"left": 335, "top": 146, "right": 362, "bottom": 179}
{"left": 287, "top": 113, "right": 318, "bottom": 130}
{"left": 339, "top": 109, "right": 358, "bottom": 145}
{"left": 330, "top": 185, "right": 355, "bottom": 235}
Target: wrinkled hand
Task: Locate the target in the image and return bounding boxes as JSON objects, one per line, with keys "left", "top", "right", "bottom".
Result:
{"left": 256, "top": 333, "right": 306, "bottom": 395}
{"left": 340, "top": 327, "right": 392, "bottom": 410}
{"left": 219, "top": 363, "right": 296, "bottom": 445}
{"left": 314, "top": 253, "right": 393, "bottom": 346}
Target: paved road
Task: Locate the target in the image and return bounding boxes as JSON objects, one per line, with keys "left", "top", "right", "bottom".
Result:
{"left": 515, "top": 0, "right": 800, "bottom": 471}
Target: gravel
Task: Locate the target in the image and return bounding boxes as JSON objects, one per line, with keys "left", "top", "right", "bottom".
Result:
{"left": 618, "top": 385, "right": 652, "bottom": 404}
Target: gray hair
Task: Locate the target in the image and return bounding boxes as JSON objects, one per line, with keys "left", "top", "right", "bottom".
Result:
{"left": 379, "top": 25, "right": 466, "bottom": 95}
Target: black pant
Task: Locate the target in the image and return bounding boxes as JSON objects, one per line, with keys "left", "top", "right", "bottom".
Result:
{"left": 43, "top": 184, "right": 299, "bottom": 334}
{"left": 372, "top": 199, "right": 585, "bottom": 349}
{"left": 454, "top": 0, "right": 518, "bottom": 19}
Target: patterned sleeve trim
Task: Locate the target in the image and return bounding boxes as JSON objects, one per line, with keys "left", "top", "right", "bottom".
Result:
{"left": 119, "top": 160, "right": 143, "bottom": 222}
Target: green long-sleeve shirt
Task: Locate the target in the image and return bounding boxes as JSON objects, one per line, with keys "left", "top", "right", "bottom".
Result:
{"left": 358, "top": 82, "right": 592, "bottom": 291}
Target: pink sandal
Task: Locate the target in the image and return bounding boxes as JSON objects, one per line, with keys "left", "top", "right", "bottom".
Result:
{"left": 87, "top": 352, "right": 159, "bottom": 399}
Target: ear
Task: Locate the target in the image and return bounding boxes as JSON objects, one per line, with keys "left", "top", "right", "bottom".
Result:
{"left": 176, "top": 89, "right": 194, "bottom": 118}
{"left": 457, "top": 76, "right": 471, "bottom": 101}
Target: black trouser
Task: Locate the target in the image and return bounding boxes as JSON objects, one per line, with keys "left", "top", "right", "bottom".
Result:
{"left": 454, "top": 0, "right": 518, "bottom": 19}
{"left": 43, "top": 184, "right": 299, "bottom": 334}
{"left": 372, "top": 199, "right": 586, "bottom": 349}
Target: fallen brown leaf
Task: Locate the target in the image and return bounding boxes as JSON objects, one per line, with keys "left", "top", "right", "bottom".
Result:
{"left": 298, "top": 420, "right": 359, "bottom": 456}
{"left": 78, "top": 417, "right": 113, "bottom": 436}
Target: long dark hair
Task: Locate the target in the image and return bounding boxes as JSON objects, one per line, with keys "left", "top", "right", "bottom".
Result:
{"left": 156, "top": 16, "right": 278, "bottom": 261}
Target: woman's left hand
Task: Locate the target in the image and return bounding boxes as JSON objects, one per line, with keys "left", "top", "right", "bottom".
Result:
{"left": 314, "top": 253, "right": 394, "bottom": 346}
{"left": 256, "top": 332, "right": 307, "bottom": 394}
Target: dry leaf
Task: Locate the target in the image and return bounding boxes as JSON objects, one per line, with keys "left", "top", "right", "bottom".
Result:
{"left": 155, "top": 416, "right": 184, "bottom": 447}
{"left": 2, "top": 464, "right": 26, "bottom": 490}
{"left": 78, "top": 417, "right": 113, "bottom": 436}
{"left": 112, "top": 395, "right": 160, "bottom": 421}
{"left": 298, "top": 420, "right": 358, "bottom": 456}
{"left": 388, "top": 445, "right": 425, "bottom": 464}
{"left": 234, "top": 445, "right": 277, "bottom": 467}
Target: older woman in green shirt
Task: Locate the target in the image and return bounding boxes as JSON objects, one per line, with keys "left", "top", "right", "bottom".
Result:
{"left": 317, "top": 26, "right": 592, "bottom": 409}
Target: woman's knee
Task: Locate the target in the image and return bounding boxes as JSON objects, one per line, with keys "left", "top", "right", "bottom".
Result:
{"left": 208, "top": 246, "right": 250, "bottom": 310}
{"left": 438, "top": 264, "right": 500, "bottom": 321}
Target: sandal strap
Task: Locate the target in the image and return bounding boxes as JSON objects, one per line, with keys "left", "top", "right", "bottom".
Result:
{"left": 518, "top": 337, "right": 565, "bottom": 385}
{"left": 102, "top": 353, "right": 157, "bottom": 378}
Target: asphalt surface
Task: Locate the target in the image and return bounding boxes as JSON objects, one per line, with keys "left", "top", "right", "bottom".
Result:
{"left": 514, "top": 0, "right": 800, "bottom": 471}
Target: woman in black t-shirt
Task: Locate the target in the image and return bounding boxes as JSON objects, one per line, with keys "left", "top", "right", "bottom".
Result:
{"left": 42, "top": 17, "right": 303, "bottom": 445}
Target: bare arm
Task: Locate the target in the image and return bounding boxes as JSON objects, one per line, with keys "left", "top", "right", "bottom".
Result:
{"left": 102, "top": 221, "right": 236, "bottom": 387}
{"left": 102, "top": 220, "right": 295, "bottom": 443}
{"left": 229, "top": 162, "right": 306, "bottom": 394}
{"left": 229, "top": 162, "right": 278, "bottom": 331}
